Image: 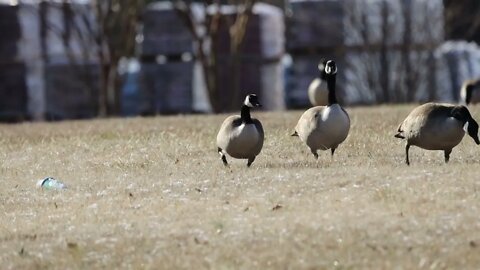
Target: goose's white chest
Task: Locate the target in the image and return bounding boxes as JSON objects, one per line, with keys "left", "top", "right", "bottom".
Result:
{"left": 231, "top": 123, "right": 260, "bottom": 145}
{"left": 307, "top": 104, "right": 350, "bottom": 149}
{"left": 320, "top": 105, "right": 350, "bottom": 134}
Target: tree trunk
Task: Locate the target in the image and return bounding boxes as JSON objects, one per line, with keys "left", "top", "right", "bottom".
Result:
{"left": 402, "top": 0, "right": 414, "bottom": 102}
{"left": 379, "top": 0, "right": 390, "bottom": 103}
{"left": 206, "top": 20, "right": 223, "bottom": 113}
{"left": 98, "top": 57, "right": 109, "bottom": 117}
{"left": 107, "top": 61, "right": 120, "bottom": 115}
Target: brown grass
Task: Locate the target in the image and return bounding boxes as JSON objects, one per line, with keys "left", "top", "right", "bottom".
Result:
{"left": 1, "top": 104, "right": 480, "bottom": 269}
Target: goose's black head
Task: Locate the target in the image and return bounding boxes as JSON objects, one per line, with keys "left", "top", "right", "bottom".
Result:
{"left": 465, "top": 83, "right": 475, "bottom": 105}
{"left": 324, "top": 60, "right": 337, "bottom": 76}
{"left": 452, "top": 106, "right": 480, "bottom": 145}
{"left": 467, "top": 119, "right": 480, "bottom": 145}
{"left": 244, "top": 94, "right": 261, "bottom": 108}
{"left": 318, "top": 59, "right": 328, "bottom": 80}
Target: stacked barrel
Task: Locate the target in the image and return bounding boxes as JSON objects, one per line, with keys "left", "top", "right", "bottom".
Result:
{"left": 0, "top": 5, "right": 27, "bottom": 121}
{"left": 140, "top": 2, "right": 285, "bottom": 113}
{"left": 0, "top": 2, "right": 100, "bottom": 121}
{"left": 286, "top": 0, "right": 444, "bottom": 106}
{"left": 286, "top": 0, "right": 346, "bottom": 108}
{"left": 140, "top": 2, "right": 195, "bottom": 114}
{"left": 36, "top": 2, "right": 99, "bottom": 120}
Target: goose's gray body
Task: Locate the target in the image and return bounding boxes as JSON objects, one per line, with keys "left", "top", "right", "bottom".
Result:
{"left": 397, "top": 104, "right": 464, "bottom": 150}
{"left": 308, "top": 60, "right": 329, "bottom": 106}
{"left": 308, "top": 78, "right": 328, "bottom": 106}
{"left": 217, "top": 116, "right": 264, "bottom": 159}
{"left": 216, "top": 94, "right": 264, "bottom": 167}
{"left": 293, "top": 60, "right": 350, "bottom": 159}
{"left": 395, "top": 102, "right": 480, "bottom": 165}
{"left": 295, "top": 104, "right": 350, "bottom": 153}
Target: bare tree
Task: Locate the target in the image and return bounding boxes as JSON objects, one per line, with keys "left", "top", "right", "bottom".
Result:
{"left": 343, "top": 0, "right": 443, "bottom": 104}
{"left": 444, "top": 0, "right": 480, "bottom": 43}
{"left": 379, "top": 0, "right": 391, "bottom": 102}
{"left": 172, "top": 0, "right": 257, "bottom": 112}
{"left": 92, "top": 0, "right": 143, "bottom": 116}
{"left": 53, "top": 0, "right": 143, "bottom": 116}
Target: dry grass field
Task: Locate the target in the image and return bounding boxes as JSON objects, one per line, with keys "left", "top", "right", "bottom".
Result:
{"left": 1, "top": 105, "right": 480, "bottom": 269}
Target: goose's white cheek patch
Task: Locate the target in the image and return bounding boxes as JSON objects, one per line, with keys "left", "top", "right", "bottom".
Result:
{"left": 464, "top": 122, "right": 469, "bottom": 132}
{"left": 244, "top": 96, "right": 255, "bottom": 108}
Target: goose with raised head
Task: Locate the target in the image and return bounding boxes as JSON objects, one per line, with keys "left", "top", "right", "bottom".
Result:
{"left": 308, "top": 59, "right": 328, "bottom": 106}
{"left": 395, "top": 103, "right": 480, "bottom": 165}
{"left": 460, "top": 79, "right": 480, "bottom": 105}
{"left": 216, "top": 94, "right": 264, "bottom": 167}
{"left": 292, "top": 60, "right": 350, "bottom": 159}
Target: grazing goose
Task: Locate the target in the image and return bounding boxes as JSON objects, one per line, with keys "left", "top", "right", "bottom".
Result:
{"left": 395, "top": 103, "right": 480, "bottom": 165}
{"left": 308, "top": 59, "right": 328, "bottom": 106}
{"left": 292, "top": 60, "right": 350, "bottom": 159}
{"left": 460, "top": 79, "right": 480, "bottom": 105}
{"left": 216, "top": 94, "right": 264, "bottom": 167}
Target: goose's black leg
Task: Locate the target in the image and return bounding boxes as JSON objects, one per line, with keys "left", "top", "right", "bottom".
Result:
{"left": 247, "top": 157, "right": 256, "bottom": 167}
{"left": 218, "top": 147, "right": 228, "bottom": 166}
{"left": 311, "top": 149, "right": 319, "bottom": 159}
{"left": 405, "top": 144, "right": 411, "bottom": 166}
{"left": 444, "top": 149, "right": 452, "bottom": 163}
{"left": 331, "top": 148, "right": 336, "bottom": 157}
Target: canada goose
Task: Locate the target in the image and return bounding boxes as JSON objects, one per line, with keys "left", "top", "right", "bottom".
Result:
{"left": 460, "top": 79, "right": 480, "bottom": 105}
{"left": 308, "top": 59, "right": 328, "bottom": 106}
{"left": 395, "top": 103, "right": 480, "bottom": 165}
{"left": 216, "top": 94, "right": 264, "bottom": 167}
{"left": 292, "top": 60, "right": 350, "bottom": 159}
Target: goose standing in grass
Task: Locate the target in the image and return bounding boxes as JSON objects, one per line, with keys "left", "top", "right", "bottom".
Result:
{"left": 216, "top": 94, "right": 264, "bottom": 167}
{"left": 395, "top": 103, "right": 480, "bottom": 165}
{"left": 460, "top": 79, "right": 480, "bottom": 105}
{"left": 292, "top": 60, "right": 350, "bottom": 159}
{"left": 308, "top": 59, "right": 328, "bottom": 106}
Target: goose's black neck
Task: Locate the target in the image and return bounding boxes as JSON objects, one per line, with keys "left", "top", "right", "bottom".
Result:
{"left": 466, "top": 85, "right": 474, "bottom": 104}
{"left": 320, "top": 70, "right": 327, "bottom": 81}
{"left": 241, "top": 105, "right": 253, "bottom": 124}
{"left": 327, "top": 74, "right": 338, "bottom": 106}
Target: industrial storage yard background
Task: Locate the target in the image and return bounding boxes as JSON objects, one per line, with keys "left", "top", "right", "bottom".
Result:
{"left": 0, "top": 0, "right": 479, "bottom": 121}
{"left": 2, "top": 1, "right": 480, "bottom": 269}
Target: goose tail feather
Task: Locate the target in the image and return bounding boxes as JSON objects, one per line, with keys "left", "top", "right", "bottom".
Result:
{"left": 395, "top": 123, "right": 405, "bottom": 139}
